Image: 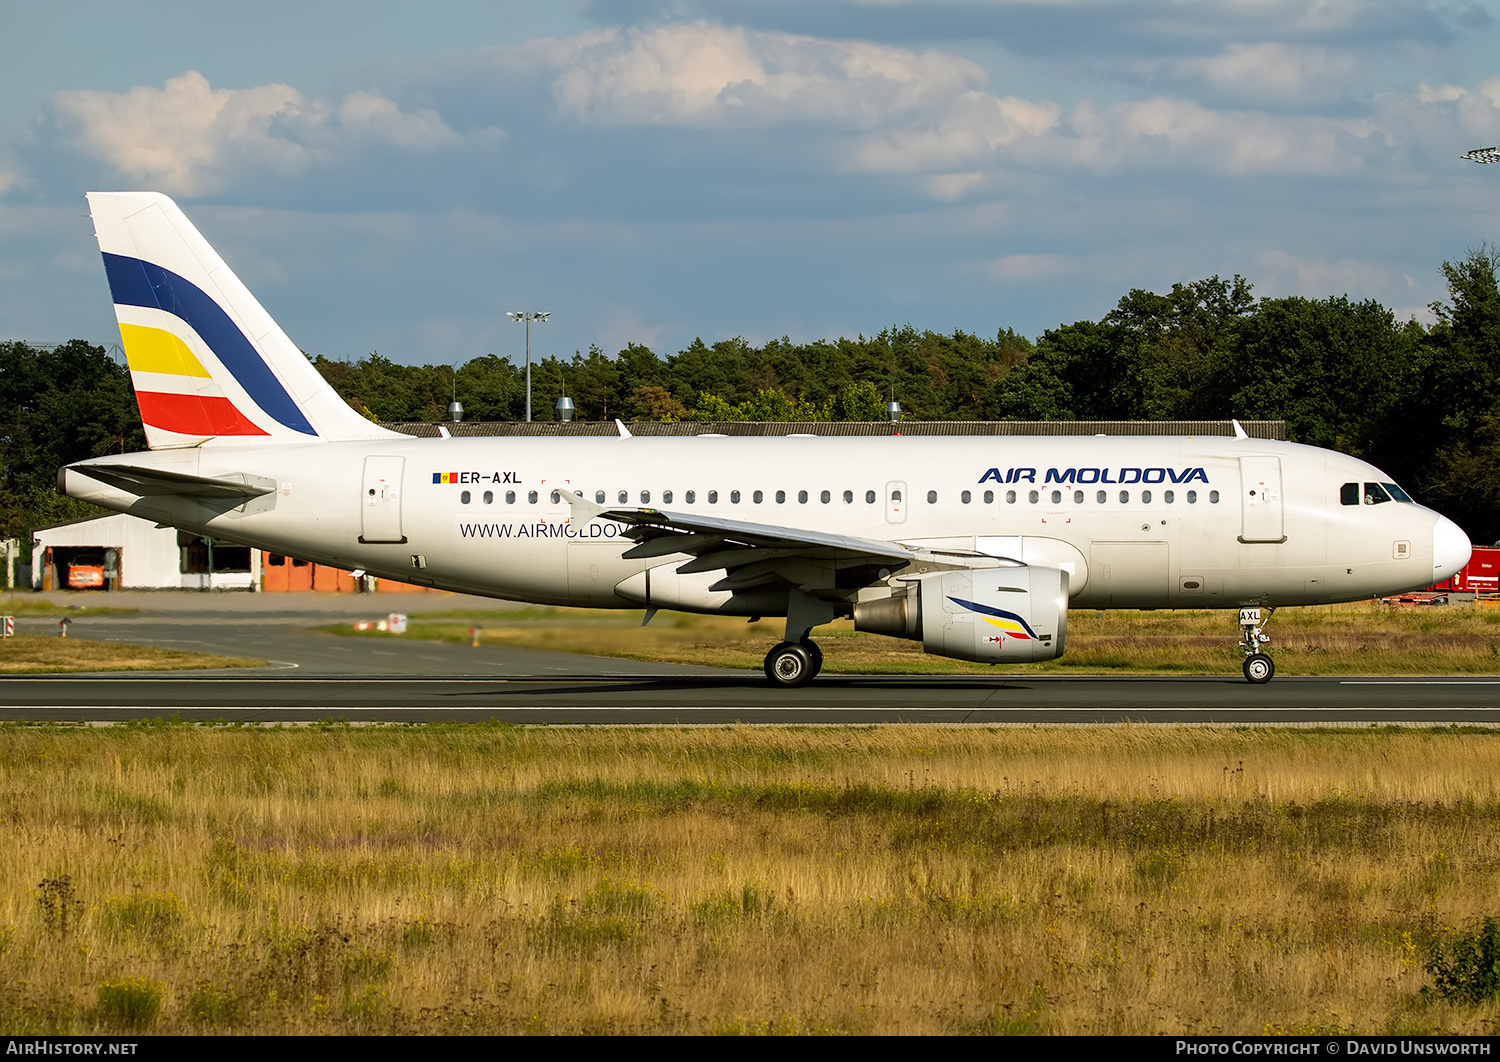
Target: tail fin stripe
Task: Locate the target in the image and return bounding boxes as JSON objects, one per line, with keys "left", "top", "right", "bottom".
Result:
{"left": 102, "top": 252, "right": 317, "bottom": 436}
{"left": 136, "top": 391, "right": 270, "bottom": 437}
{"left": 117, "top": 324, "right": 211, "bottom": 378}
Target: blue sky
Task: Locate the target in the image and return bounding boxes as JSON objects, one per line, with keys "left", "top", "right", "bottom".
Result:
{"left": 4, "top": 1, "right": 1500, "bottom": 368}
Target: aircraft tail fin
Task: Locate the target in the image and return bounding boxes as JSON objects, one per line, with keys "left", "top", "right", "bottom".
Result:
{"left": 86, "top": 191, "right": 400, "bottom": 449}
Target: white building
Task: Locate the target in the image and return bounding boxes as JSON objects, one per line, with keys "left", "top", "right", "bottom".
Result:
{"left": 31, "top": 512, "right": 258, "bottom": 591}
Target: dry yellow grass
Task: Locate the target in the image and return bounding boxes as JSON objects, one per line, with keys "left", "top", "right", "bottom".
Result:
{"left": 0, "top": 635, "right": 263, "bottom": 673}
{"left": 350, "top": 600, "right": 1500, "bottom": 676}
{"left": 4, "top": 724, "right": 1500, "bottom": 1034}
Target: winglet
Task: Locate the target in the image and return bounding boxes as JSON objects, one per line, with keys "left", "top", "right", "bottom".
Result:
{"left": 1232, "top": 419, "right": 1249, "bottom": 439}
{"left": 560, "top": 489, "right": 607, "bottom": 521}
{"left": 615, "top": 419, "right": 633, "bottom": 438}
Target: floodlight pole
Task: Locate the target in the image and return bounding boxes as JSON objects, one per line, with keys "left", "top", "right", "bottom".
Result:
{"left": 507, "top": 311, "right": 551, "bottom": 421}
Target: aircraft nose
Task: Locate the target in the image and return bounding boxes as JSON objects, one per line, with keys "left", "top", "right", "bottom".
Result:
{"left": 1433, "top": 515, "right": 1472, "bottom": 583}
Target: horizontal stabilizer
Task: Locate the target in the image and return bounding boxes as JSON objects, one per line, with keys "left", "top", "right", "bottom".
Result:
{"left": 67, "top": 463, "right": 276, "bottom": 500}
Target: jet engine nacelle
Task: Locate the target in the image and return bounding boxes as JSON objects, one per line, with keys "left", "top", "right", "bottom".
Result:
{"left": 854, "top": 566, "right": 1068, "bottom": 663}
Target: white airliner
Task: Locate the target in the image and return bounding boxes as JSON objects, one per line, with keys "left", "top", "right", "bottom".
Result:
{"left": 60, "top": 192, "right": 1472, "bottom": 685}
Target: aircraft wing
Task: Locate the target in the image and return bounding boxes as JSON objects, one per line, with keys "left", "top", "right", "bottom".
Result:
{"left": 65, "top": 463, "right": 277, "bottom": 501}
{"left": 574, "top": 498, "right": 915, "bottom": 595}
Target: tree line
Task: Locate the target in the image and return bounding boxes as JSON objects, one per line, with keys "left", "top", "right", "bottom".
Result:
{"left": 3, "top": 247, "right": 1498, "bottom": 552}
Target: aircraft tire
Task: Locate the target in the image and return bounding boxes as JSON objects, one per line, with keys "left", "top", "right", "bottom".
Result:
{"left": 765, "top": 641, "right": 816, "bottom": 687}
{"left": 802, "top": 640, "right": 824, "bottom": 679}
{"left": 1242, "top": 653, "right": 1275, "bottom": 684}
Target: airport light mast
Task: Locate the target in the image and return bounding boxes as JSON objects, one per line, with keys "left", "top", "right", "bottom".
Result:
{"left": 506, "top": 311, "right": 550, "bottom": 422}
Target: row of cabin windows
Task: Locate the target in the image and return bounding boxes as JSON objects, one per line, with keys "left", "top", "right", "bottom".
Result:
{"left": 455, "top": 487, "right": 1222, "bottom": 506}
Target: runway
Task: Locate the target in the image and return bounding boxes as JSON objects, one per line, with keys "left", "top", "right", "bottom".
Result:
{"left": 4, "top": 604, "right": 1499, "bottom": 724}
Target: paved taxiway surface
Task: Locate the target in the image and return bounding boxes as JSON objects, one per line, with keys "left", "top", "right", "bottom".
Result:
{"left": 3, "top": 601, "right": 1498, "bottom": 724}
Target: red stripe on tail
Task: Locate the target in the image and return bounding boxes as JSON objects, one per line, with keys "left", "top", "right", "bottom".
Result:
{"left": 135, "top": 391, "right": 270, "bottom": 437}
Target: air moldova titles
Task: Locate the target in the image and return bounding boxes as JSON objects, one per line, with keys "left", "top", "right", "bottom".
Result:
{"left": 979, "top": 467, "right": 1210, "bottom": 485}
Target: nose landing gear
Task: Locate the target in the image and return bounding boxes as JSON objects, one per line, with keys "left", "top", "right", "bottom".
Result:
{"left": 1239, "top": 606, "right": 1276, "bottom": 683}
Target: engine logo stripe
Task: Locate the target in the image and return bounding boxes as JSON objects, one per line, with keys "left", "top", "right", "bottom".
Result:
{"left": 946, "top": 596, "right": 1038, "bottom": 640}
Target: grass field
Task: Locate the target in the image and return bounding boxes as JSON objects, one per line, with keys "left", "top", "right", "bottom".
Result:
{"left": 334, "top": 600, "right": 1500, "bottom": 676}
{"left": 0, "top": 635, "right": 263, "bottom": 674}
{"left": 0, "top": 595, "right": 138, "bottom": 617}
{"left": 5, "top": 724, "right": 1500, "bottom": 1035}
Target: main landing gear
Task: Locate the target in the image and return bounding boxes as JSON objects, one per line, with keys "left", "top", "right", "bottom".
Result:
{"left": 1238, "top": 606, "right": 1276, "bottom": 684}
{"left": 763, "top": 589, "right": 836, "bottom": 688}
{"left": 764, "top": 640, "right": 823, "bottom": 687}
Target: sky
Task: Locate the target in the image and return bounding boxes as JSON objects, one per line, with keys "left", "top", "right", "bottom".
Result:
{"left": 4, "top": 0, "right": 1500, "bottom": 368}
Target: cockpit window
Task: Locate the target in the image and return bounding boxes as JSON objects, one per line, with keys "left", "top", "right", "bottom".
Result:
{"left": 1363, "top": 482, "right": 1392, "bottom": 505}
{"left": 1340, "top": 482, "right": 1359, "bottom": 506}
{"left": 1383, "top": 482, "right": 1413, "bottom": 503}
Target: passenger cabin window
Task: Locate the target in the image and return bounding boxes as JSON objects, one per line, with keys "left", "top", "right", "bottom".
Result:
{"left": 1005, "top": 490, "right": 1016, "bottom": 504}
{"left": 891, "top": 490, "right": 902, "bottom": 503}
{"left": 618, "top": 490, "right": 628, "bottom": 504}
{"left": 984, "top": 490, "right": 994, "bottom": 504}
{"left": 776, "top": 490, "right": 786, "bottom": 504}
{"left": 1141, "top": 490, "right": 1152, "bottom": 503}
{"left": 708, "top": 490, "right": 718, "bottom": 504}
{"left": 843, "top": 490, "right": 853, "bottom": 504}
{"left": 595, "top": 490, "right": 605, "bottom": 504}
{"left": 640, "top": 490, "right": 650, "bottom": 504}
{"left": 1340, "top": 482, "right": 1359, "bottom": 506}
{"left": 821, "top": 490, "right": 831, "bottom": 503}
{"left": 866, "top": 490, "right": 876, "bottom": 504}
{"left": 528, "top": 490, "right": 538, "bottom": 504}
{"left": 685, "top": 490, "right": 695, "bottom": 504}
{"left": 797, "top": 490, "right": 807, "bottom": 503}
{"left": 927, "top": 490, "right": 937, "bottom": 504}
{"left": 1030, "top": 490, "right": 1039, "bottom": 504}
{"left": 461, "top": 490, "right": 471, "bottom": 504}
{"left": 1164, "top": 490, "right": 1175, "bottom": 504}
{"left": 663, "top": 490, "right": 673, "bottom": 504}
{"left": 753, "top": 490, "right": 763, "bottom": 504}
{"left": 506, "top": 491, "right": 516, "bottom": 504}
{"left": 1187, "top": 490, "right": 1198, "bottom": 503}
{"left": 1072, "top": 490, "right": 1083, "bottom": 504}
{"left": 484, "top": 490, "right": 493, "bottom": 504}
{"left": 1364, "top": 482, "right": 1392, "bottom": 505}
{"left": 1119, "top": 491, "right": 1129, "bottom": 503}
{"left": 1096, "top": 491, "right": 1106, "bottom": 504}
{"left": 961, "top": 490, "right": 972, "bottom": 504}
{"left": 1209, "top": 490, "right": 1220, "bottom": 503}
{"left": 732, "top": 490, "right": 742, "bottom": 504}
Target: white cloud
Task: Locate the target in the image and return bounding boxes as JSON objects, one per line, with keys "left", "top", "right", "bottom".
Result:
{"left": 1064, "top": 96, "right": 1379, "bottom": 175}
{"left": 47, "top": 71, "right": 465, "bottom": 196}
{"left": 537, "top": 21, "right": 989, "bottom": 128}
{"left": 923, "top": 171, "right": 985, "bottom": 201}
{"left": 853, "top": 93, "right": 1061, "bottom": 173}
{"left": 1388, "top": 76, "right": 1500, "bottom": 154}
{"left": 987, "top": 253, "right": 1070, "bottom": 282}
{"left": 1127, "top": 43, "right": 1362, "bottom": 104}
{"left": 1255, "top": 248, "right": 1392, "bottom": 295}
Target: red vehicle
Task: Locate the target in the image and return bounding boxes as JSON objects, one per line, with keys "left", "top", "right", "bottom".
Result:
{"left": 66, "top": 564, "right": 104, "bottom": 589}
{"left": 1432, "top": 545, "right": 1499, "bottom": 594}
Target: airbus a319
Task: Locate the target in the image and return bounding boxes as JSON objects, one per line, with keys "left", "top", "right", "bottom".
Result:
{"left": 60, "top": 193, "right": 1472, "bottom": 686}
